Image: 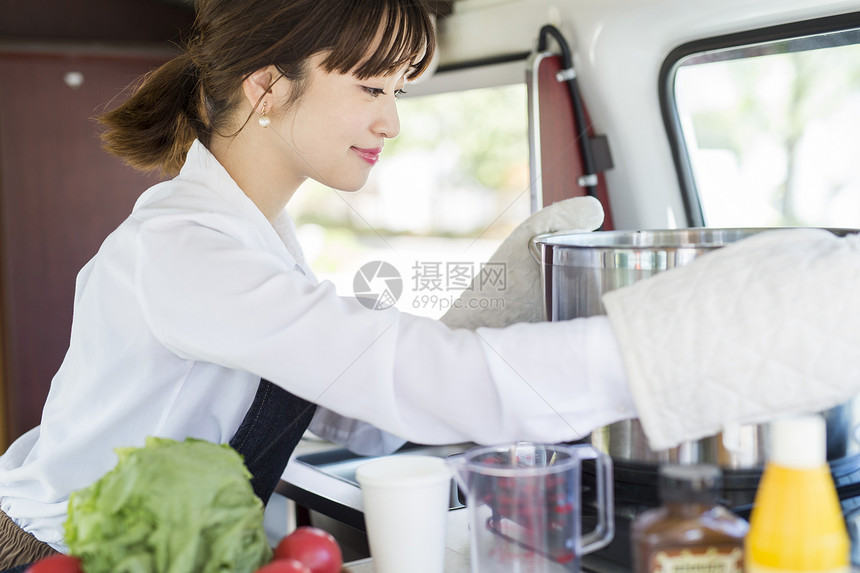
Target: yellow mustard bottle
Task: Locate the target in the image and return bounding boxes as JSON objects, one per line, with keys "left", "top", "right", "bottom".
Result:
{"left": 745, "top": 414, "right": 850, "bottom": 573}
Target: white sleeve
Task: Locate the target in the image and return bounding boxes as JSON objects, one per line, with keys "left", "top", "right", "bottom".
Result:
{"left": 604, "top": 228, "right": 860, "bottom": 450}
{"left": 135, "top": 216, "right": 636, "bottom": 446}
{"left": 307, "top": 409, "right": 407, "bottom": 455}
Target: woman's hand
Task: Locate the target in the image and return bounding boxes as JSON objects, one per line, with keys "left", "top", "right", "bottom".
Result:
{"left": 440, "top": 196, "right": 604, "bottom": 330}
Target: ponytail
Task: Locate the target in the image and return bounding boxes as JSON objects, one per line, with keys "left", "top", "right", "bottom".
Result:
{"left": 99, "top": 53, "right": 203, "bottom": 176}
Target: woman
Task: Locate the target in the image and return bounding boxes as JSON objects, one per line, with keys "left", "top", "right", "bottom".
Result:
{"left": 3, "top": 0, "right": 859, "bottom": 567}
{"left": 0, "top": 0, "right": 632, "bottom": 565}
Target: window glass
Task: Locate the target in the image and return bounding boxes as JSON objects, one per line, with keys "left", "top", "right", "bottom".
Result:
{"left": 288, "top": 83, "right": 530, "bottom": 317}
{"left": 673, "top": 29, "right": 860, "bottom": 227}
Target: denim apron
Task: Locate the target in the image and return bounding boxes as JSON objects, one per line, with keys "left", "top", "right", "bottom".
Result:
{"left": 228, "top": 378, "right": 317, "bottom": 505}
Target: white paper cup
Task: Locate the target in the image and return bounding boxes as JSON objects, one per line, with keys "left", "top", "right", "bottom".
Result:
{"left": 356, "top": 455, "right": 452, "bottom": 573}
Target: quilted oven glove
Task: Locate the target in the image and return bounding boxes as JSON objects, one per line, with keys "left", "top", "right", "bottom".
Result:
{"left": 603, "top": 228, "right": 860, "bottom": 451}
{"left": 440, "top": 196, "right": 604, "bottom": 329}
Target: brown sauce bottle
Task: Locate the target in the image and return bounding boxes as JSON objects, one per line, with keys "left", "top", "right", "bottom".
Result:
{"left": 631, "top": 464, "right": 749, "bottom": 573}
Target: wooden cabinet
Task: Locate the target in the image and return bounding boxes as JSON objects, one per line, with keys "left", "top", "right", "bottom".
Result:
{"left": 0, "top": 0, "right": 192, "bottom": 451}
{"left": 0, "top": 47, "right": 173, "bottom": 448}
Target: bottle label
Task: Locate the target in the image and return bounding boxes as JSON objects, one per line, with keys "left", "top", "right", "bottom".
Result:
{"left": 746, "top": 565, "right": 849, "bottom": 573}
{"left": 650, "top": 546, "right": 743, "bottom": 572}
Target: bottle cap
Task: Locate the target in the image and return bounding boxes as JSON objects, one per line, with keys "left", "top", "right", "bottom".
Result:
{"left": 659, "top": 464, "right": 723, "bottom": 504}
{"left": 770, "top": 414, "right": 826, "bottom": 469}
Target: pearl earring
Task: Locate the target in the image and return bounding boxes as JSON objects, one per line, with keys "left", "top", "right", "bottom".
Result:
{"left": 258, "top": 101, "right": 270, "bottom": 128}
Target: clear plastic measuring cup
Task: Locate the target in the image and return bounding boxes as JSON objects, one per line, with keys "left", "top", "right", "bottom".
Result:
{"left": 449, "top": 442, "right": 614, "bottom": 573}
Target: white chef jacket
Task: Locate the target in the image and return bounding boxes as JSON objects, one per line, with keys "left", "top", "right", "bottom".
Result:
{"left": 0, "top": 140, "right": 635, "bottom": 551}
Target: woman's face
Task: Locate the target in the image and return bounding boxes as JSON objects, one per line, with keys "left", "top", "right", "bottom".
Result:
{"left": 269, "top": 54, "right": 406, "bottom": 192}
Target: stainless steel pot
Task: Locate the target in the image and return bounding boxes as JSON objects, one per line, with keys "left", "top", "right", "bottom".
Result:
{"left": 531, "top": 227, "right": 860, "bottom": 469}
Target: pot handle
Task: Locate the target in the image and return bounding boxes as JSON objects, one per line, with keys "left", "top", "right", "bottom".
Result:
{"left": 528, "top": 235, "right": 543, "bottom": 266}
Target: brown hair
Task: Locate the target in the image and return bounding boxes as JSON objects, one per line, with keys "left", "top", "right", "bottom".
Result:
{"left": 99, "top": 0, "right": 437, "bottom": 175}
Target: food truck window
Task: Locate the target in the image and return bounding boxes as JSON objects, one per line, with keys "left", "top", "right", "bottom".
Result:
{"left": 662, "top": 14, "right": 860, "bottom": 228}
{"left": 288, "top": 81, "right": 530, "bottom": 318}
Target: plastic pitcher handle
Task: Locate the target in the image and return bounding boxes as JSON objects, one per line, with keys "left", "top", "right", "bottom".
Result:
{"left": 579, "top": 445, "right": 615, "bottom": 554}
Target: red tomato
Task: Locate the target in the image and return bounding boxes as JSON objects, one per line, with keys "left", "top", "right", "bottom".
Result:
{"left": 274, "top": 526, "right": 343, "bottom": 573}
{"left": 25, "top": 555, "right": 83, "bottom": 573}
{"left": 256, "top": 558, "right": 312, "bottom": 573}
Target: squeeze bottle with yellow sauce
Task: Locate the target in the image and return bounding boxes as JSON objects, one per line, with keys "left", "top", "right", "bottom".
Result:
{"left": 745, "top": 414, "right": 850, "bottom": 573}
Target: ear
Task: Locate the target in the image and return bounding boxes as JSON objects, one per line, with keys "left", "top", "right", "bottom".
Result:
{"left": 241, "top": 66, "right": 276, "bottom": 112}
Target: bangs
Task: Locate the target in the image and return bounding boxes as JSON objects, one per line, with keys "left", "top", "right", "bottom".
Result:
{"left": 321, "top": 0, "right": 436, "bottom": 81}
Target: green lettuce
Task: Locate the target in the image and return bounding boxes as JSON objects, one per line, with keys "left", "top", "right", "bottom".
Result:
{"left": 64, "top": 437, "right": 272, "bottom": 573}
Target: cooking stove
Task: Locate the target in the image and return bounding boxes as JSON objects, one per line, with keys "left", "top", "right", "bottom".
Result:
{"left": 579, "top": 454, "right": 860, "bottom": 570}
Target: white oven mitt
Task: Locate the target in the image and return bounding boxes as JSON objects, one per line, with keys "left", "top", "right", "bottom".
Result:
{"left": 603, "top": 228, "right": 860, "bottom": 451}
{"left": 440, "top": 196, "right": 604, "bottom": 329}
